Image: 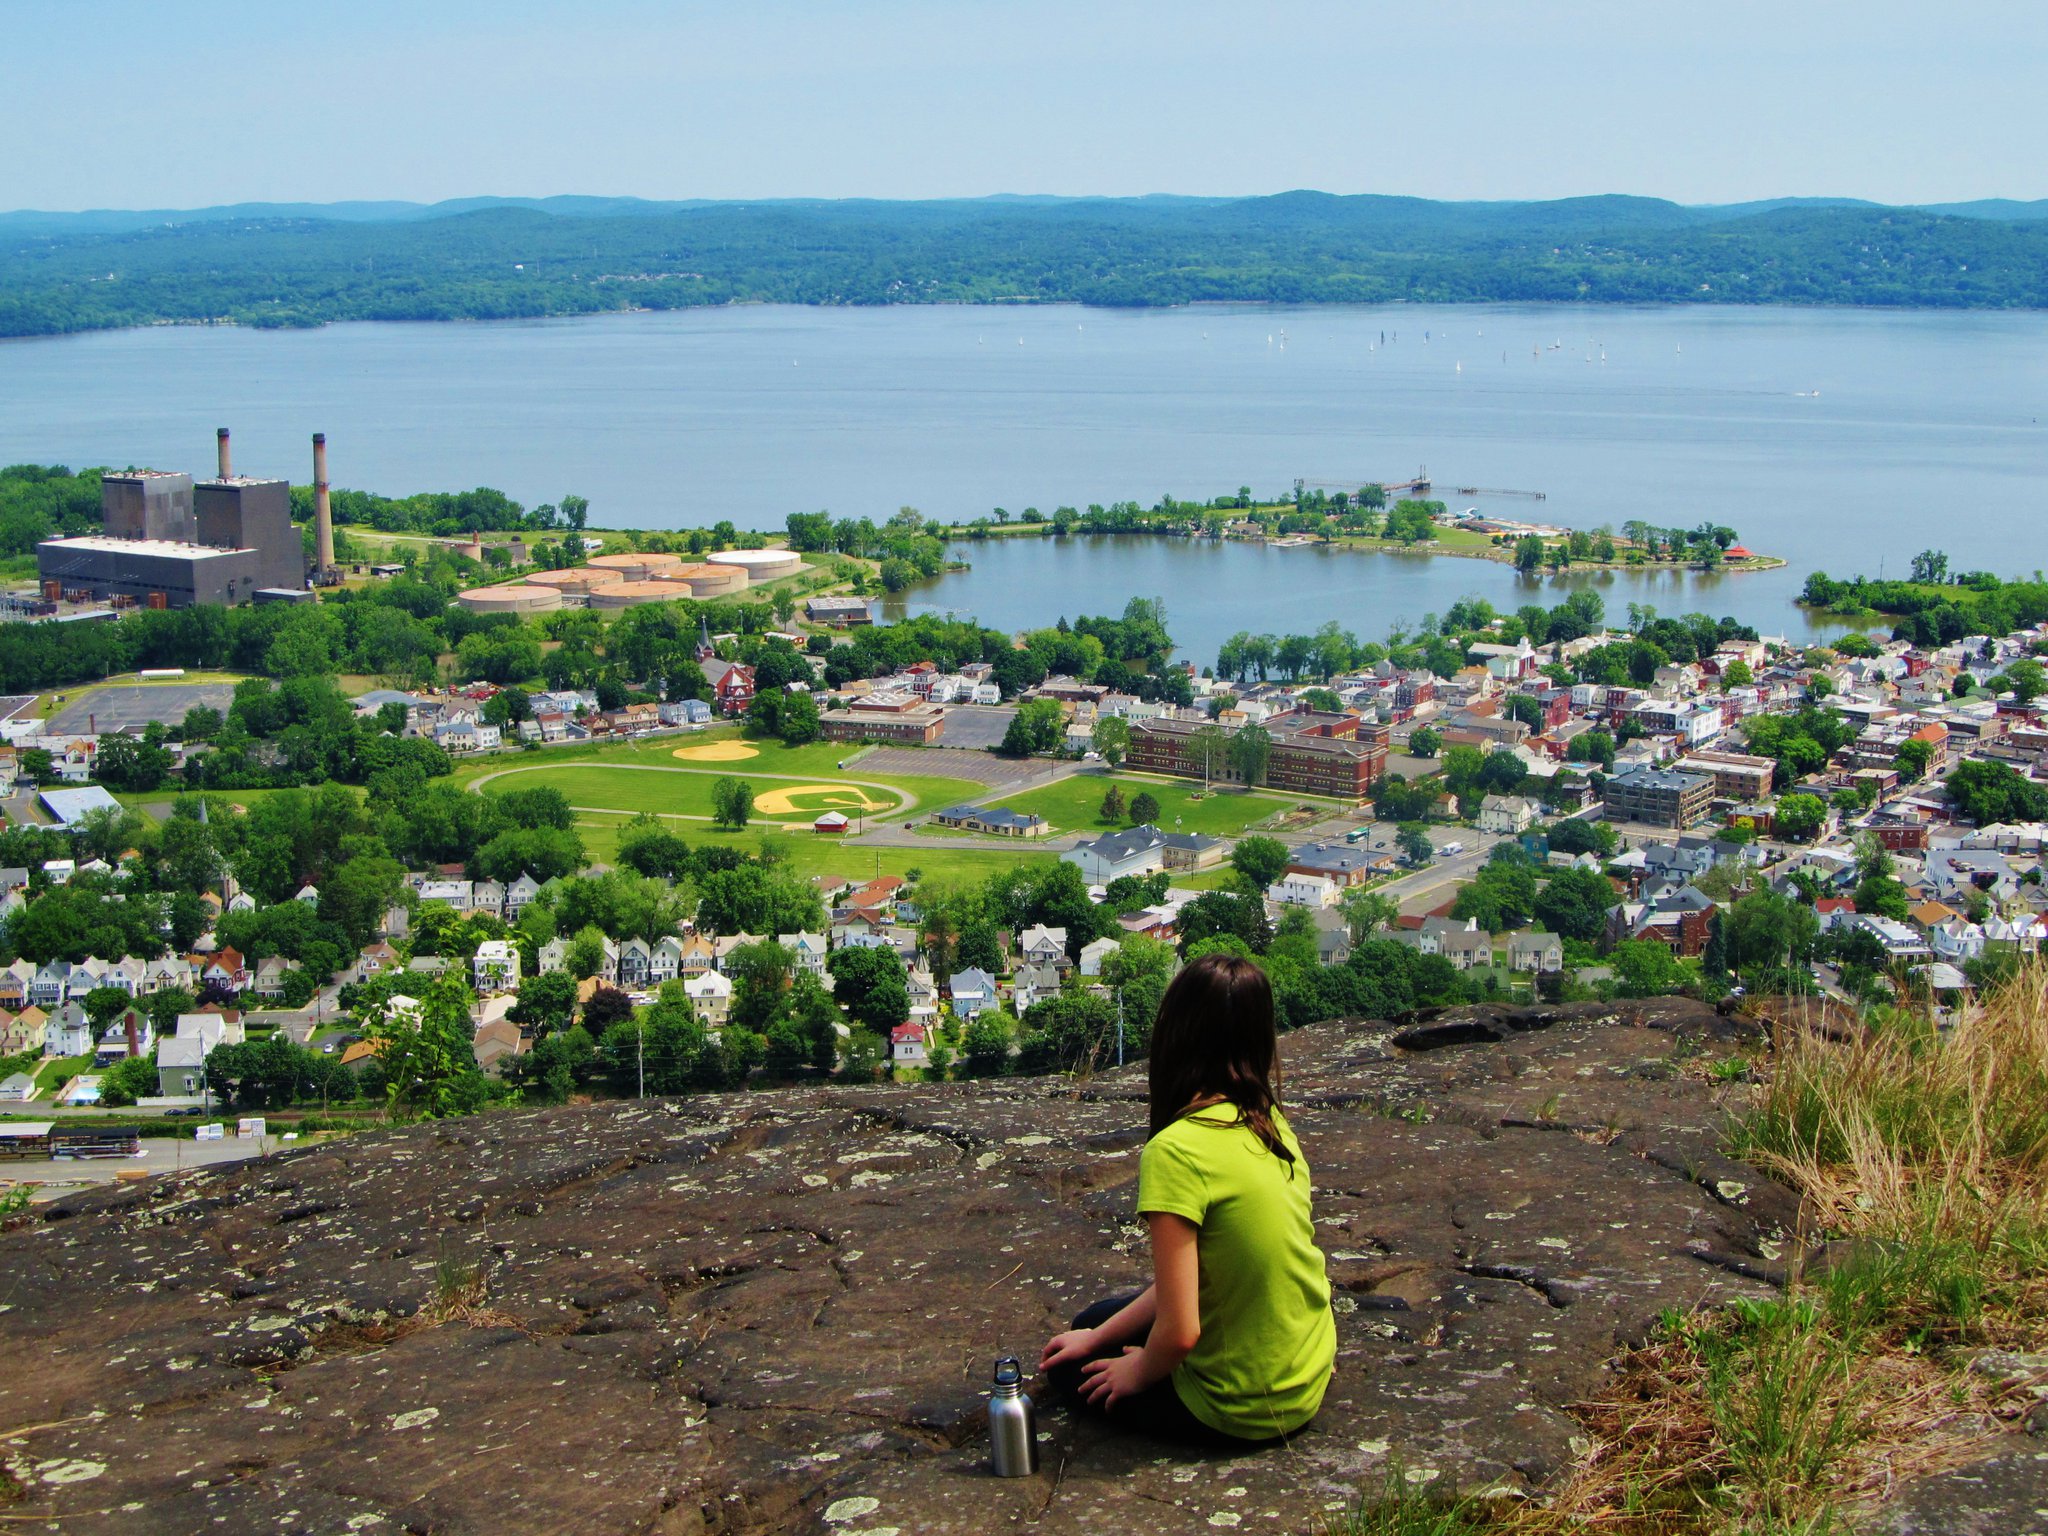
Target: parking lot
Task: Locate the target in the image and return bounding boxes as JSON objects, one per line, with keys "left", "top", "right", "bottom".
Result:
{"left": 934, "top": 704, "right": 1016, "bottom": 751}
{"left": 45, "top": 681, "right": 236, "bottom": 735}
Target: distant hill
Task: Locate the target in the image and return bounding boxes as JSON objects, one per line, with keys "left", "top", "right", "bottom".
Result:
{"left": 2, "top": 191, "right": 2046, "bottom": 337}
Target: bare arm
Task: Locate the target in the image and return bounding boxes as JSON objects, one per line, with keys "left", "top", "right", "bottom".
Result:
{"left": 1080, "top": 1212, "right": 1201, "bottom": 1408}
{"left": 1040, "top": 1285, "right": 1154, "bottom": 1373}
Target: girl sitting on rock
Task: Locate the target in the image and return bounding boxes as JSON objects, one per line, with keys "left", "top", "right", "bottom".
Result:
{"left": 1040, "top": 953, "right": 1336, "bottom": 1445}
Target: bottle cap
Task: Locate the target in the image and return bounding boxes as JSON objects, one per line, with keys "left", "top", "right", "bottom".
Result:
{"left": 992, "top": 1356, "right": 1022, "bottom": 1387}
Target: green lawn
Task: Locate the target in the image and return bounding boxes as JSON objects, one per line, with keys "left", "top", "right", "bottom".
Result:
{"left": 448, "top": 732, "right": 877, "bottom": 786}
{"left": 34, "top": 1054, "right": 92, "bottom": 1094}
{"left": 577, "top": 816, "right": 1052, "bottom": 891}
{"left": 983, "top": 773, "right": 1291, "bottom": 838}
{"left": 474, "top": 759, "right": 985, "bottom": 826}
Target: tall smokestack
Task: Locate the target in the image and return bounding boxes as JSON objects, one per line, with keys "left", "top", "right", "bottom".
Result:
{"left": 216, "top": 426, "right": 232, "bottom": 479}
{"left": 312, "top": 432, "right": 335, "bottom": 576}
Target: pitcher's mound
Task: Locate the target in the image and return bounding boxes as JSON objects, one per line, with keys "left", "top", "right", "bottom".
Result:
{"left": 671, "top": 741, "right": 760, "bottom": 762}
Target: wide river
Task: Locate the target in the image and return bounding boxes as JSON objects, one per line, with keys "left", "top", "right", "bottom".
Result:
{"left": 3, "top": 302, "right": 2043, "bottom": 664}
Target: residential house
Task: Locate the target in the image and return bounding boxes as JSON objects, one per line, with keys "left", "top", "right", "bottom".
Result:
{"left": 28, "top": 962, "right": 69, "bottom": 1010}
{"left": 1413, "top": 916, "right": 1495, "bottom": 970}
{"left": 472, "top": 940, "right": 521, "bottom": 995}
{"left": 677, "top": 933, "right": 715, "bottom": 976}
{"left": 779, "top": 933, "right": 829, "bottom": 977}
{"left": 250, "top": 956, "right": 298, "bottom": 1001}
{"left": 92, "top": 1007, "right": 152, "bottom": 1065}
{"left": 947, "top": 967, "right": 997, "bottom": 1018}
{"left": 1017, "top": 925, "right": 1069, "bottom": 968}
{"left": 1478, "top": 795, "right": 1539, "bottom": 836}
{"left": 890, "top": 1020, "right": 931, "bottom": 1067}
{"left": 471, "top": 1016, "right": 527, "bottom": 1077}
{"left": 0, "top": 959, "right": 32, "bottom": 1011}
{"left": 417, "top": 879, "right": 475, "bottom": 912}
{"left": 650, "top": 936, "right": 686, "bottom": 986}
{"left": 504, "top": 874, "right": 544, "bottom": 922}
{"left": 44, "top": 1002, "right": 94, "bottom": 1058}
{"left": 904, "top": 968, "right": 939, "bottom": 1021}
{"left": 201, "top": 948, "right": 250, "bottom": 993}
{"left": 1507, "top": 931, "right": 1565, "bottom": 974}
{"left": 713, "top": 935, "right": 765, "bottom": 973}
{"left": 684, "top": 969, "right": 733, "bottom": 1027}
{"left": 1077, "top": 936, "right": 1121, "bottom": 977}
{"left": 616, "top": 938, "right": 653, "bottom": 989}
{"left": 1010, "top": 962, "right": 1063, "bottom": 1015}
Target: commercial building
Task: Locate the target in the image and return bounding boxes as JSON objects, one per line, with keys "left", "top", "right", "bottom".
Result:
{"left": 1602, "top": 767, "right": 1715, "bottom": 830}
{"left": 1676, "top": 751, "right": 1779, "bottom": 803}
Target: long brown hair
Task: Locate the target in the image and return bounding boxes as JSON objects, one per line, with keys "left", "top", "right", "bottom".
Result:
{"left": 1147, "top": 954, "right": 1295, "bottom": 1171}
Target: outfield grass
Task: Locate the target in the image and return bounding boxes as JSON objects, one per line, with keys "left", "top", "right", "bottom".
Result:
{"left": 983, "top": 772, "right": 1291, "bottom": 838}
{"left": 447, "top": 732, "right": 874, "bottom": 787}
{"left": 475, "top": 759, "right": 987, "bottom": 826}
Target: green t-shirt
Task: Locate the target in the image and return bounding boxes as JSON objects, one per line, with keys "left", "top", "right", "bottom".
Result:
{"left": 1136, "top": 1104, "right": 1336, "bottom": 1439}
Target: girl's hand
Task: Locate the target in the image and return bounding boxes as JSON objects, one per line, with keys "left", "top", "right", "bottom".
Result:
{"left": 1079, "top": 1347, "right": 1150, "bottom": 1409}
{"left": 1040, "top": 1327, "right": 1099, "bottom": 1371}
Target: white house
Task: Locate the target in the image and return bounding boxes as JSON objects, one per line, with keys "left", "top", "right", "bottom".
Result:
{"left": 1478, "top": 795, "right": 1539, "bottom": 836}
{"left": 1267, "top": 872, "right": 1340, "bottom": 909}
{"left": 778, "top": 933, "right": 829, "bottom": 977}
{"left": 1077, "top": 936, "right": 1121, "bottom": 976}
{"left": 473, "top": 940, "right": 521, "bottom": 995}
{"left": 890, "top": 1020, "right": 931, "bottom": 1068}
{"left": 1017, "top": 925, "right": 1068, "bottom": 968}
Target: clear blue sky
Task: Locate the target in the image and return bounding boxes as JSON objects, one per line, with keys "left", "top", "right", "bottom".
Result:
{"left": 6, "top": 0, "right": 2041, "bottom": 210}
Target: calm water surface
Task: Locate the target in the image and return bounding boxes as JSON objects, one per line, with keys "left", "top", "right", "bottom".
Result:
{"left": 2, "top": 302, "right": 2043, "bottom": 661}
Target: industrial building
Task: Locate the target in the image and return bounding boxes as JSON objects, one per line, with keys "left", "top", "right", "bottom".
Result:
{"left": 1602, "top": 767, "right": 1716, "bottom": 830}
{"left": 35, "top": 429, "right": 317, "bottom": 609}
{"left": 1128, "top": 710, "right": 1390, "bottom": 802}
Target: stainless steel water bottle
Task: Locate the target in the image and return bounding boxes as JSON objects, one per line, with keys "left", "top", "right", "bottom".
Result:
{"left": 988, "top": 1356, "right": 1037, "bottom": 1477}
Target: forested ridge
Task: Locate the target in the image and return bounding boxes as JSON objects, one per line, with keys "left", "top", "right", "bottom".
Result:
{"left": 4, "top": 192, "right": 2048, "bottom": 336}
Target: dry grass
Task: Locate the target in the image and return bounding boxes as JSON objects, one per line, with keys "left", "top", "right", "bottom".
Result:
{"left": 1336, "top": 969, "right": 2048, "bottom": 1536}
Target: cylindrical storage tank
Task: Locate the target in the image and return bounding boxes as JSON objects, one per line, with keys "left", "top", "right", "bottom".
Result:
{"left": 710, "top": 549, "right": 803, "bottom": 581}
{"left": 458, "top": 583, "right": 564, "bottom": 616}
{"left": 586, "top": 551, "right": 684, "bottom": 582}
{"left": 524, "top": 568, "right": 608, "bottom": 595}
{"left": 670, "top": 562, "right": 750, "bottom": 597}
{"left": 589, "top": 579, "right": 691, "bottom": 610}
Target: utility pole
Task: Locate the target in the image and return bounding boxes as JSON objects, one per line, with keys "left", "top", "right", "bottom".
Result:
{"left": 1115, "top": 988, "right": 1126, "bottom": 1069}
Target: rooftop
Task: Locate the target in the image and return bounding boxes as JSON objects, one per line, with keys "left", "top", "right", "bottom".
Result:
{"left": 39, "top": 535, "right": 250, "bottom": 559}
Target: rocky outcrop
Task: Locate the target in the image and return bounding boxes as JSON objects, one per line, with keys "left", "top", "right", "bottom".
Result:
{"left": 0, "top": 1001, "right": 1796, "bottom": 1534}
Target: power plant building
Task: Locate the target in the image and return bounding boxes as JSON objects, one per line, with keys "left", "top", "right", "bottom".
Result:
{"left": 36, "top": 431, "right": 309, "bottom": 609}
